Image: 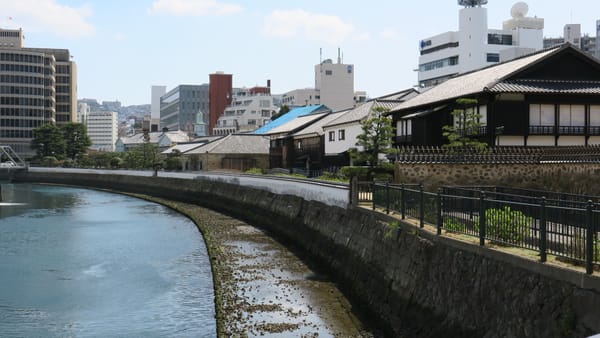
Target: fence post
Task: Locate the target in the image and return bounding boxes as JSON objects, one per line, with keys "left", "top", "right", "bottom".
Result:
{"left": 401, "top": 183, "right": 406, "bottom": 220}
{"left": 479, "top": 191, "right": 486, "bottom": 246}
{"left": 419, "top": 183, "right": 425, "bottom": 228}
{"left": 350, "top": 176, "right": 358, "bottom": 208}
{"left": 386, "top": 181, "right": 390, "bottom": 214}
{"left": 372, "top": 179, "right": 376, "bottom": 210}
{"left": 539, "top": 197, "right": 547, "bottom": 263}
{"left": 586, "top": 200, "right": 594, "bottom": 275}
{"left": 437, "top": 188, "right": 443, "bottom": 235}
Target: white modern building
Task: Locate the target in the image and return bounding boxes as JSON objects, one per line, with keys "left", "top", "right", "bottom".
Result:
{"left": 151, "top": 85, "right": 166, "bottom": 132}
{"left": 77, "top": 102, "right": 90, "bottom": 125}
{"left": 281, "top": 50, "right": 356, "bottom": 112}
{"left": 86, "top": 111, "right": 118, "bottom": 152}
{"left": 417, "top": 1, "right": 544, "bottom": 88}
{"left": 213, "top": 88, "right": 278, "bottom": 135}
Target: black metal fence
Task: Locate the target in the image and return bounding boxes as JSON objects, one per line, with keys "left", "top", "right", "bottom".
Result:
{"left": 368, "top": 182, "right": 600, "bottom": 274}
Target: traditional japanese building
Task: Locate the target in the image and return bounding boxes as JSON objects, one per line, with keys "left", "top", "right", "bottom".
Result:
{"left": 391, "top": 44, "right": 600, "bottom": 147}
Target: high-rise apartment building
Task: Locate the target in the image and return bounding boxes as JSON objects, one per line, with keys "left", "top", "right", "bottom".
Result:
{"left": 160, "top": 84, "right": 210, "bottom": 135}
{"left": 417, "top": 1, "right": 544, "bottom": 88}
{"left": 0, "top": 28, "right": 77, "bottom": 157}
{"left": 86, "top": 111, "right": 118, "bottom": 152}
{"left": 544, "top": 23, "right": 598, "bottom": 59}
{"left": 209, "top": 72, "right": 232, "bottom": 135}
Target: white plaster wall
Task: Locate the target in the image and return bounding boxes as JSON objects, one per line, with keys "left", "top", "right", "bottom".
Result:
{"left": 557, "top": 136, "right": 585, "bottom": 146}
{"left": 498, "top": 136, "right": 525, "bottom": 146}
{"left": 527, "top": 136, "right": 555, "bottom": 146}
{"left": 324, "top": 123, "right": 362, "bottom": 155}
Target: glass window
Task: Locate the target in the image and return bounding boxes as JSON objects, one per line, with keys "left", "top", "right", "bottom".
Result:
{"left": 559, "top": 105, "right": 585, "bottom": 126}
{"left": 590, "top": 105, "right": 600, "bottom": 126}
{"left": 328, "top": 131, "right": 335, "bottom": 141}
{"left": 338, "top": 129, "right": 345, "bottom": 140}
{"left": 486, "top": 53, "right": 500, "bottom": 63}
{"left": 529, "top": 104, "right": 555, "bottom": 126}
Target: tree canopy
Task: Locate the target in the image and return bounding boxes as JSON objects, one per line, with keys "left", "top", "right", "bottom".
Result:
{"left": 31, "top": 124, "right": 66, "bottom": 159}
{"left": 62, "top": 123, "right": 92, "bottom": 160}
{"left": 32, "top": 122, "right": 92, "bottom": 160}
{"left": 351, "top": 106, "right": 394, "bottom": 167}
{"left": 442, "top": 98, "right": 487, "bottom": 150}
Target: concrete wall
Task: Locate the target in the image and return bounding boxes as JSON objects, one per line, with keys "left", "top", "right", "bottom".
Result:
{"left": 14, "top": 171, "right": 600, "bottom": 337}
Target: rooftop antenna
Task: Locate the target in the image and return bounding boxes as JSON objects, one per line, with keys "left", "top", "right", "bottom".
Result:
{"left": 320, "top": 48, "right": 322, "bottom": 63}
{"left": 337, "top": 47, "right": 341, "bottom": 64}
{"left": 458, "top": 0, "right": 488, "bottom": 7}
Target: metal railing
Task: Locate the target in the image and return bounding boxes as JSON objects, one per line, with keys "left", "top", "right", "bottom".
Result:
{"left": 363, "top": 183, "right": 599, "bottom": 274}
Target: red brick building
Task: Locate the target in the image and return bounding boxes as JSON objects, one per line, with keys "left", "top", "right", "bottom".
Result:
{"left": 209, "top": 72, "right": 233, "bottom": 135}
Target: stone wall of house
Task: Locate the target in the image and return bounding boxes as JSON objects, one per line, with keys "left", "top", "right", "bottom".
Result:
{"left": 395, "top": 163, "right": 600, "bottom": 191}
{"left": 14, "top": 171, "right": 600, "bottom": 337}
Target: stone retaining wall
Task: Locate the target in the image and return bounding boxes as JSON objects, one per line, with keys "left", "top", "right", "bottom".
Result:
{"left": 14, "top": 171, "right": 600, "bottom": 337}
{"left": 395, "top": 162, "right": 600, "bottom": 190}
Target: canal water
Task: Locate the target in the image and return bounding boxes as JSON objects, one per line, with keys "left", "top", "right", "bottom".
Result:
{"left": 0, "top": 184, "right": 216, "bottom": 337}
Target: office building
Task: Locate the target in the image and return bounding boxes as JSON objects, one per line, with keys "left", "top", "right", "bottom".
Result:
{"left": 160, "top": 84, "right": 210, "bottom": 135}
{"left": 281, "top": 50, "right": 356, "bottom": 112}
{"left": 86, "top": 111, "right": 118, "bottom": 152}
{"left": 78, "top": 102, "right": 90, "bottom": 125}
{"left": 544, "top": 23, "right": 598, "bottom": 59}
{"left": 209, "top": 72, "right": 232, "bottom": 135}
{"left": 0, "top": 28, "right": 77, "bottom": 157}
{"left": 213, "top": 85, "right": 277, "bottom": 135}
{"left": 151, "top": 85, "right": 166, "bottom": 132}
{"left": 417, "top": 1, "right": 544, "bottom": 88}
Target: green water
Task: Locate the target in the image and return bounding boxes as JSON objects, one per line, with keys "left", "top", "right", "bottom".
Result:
{"left": 0, "top": 184, "right": 216, "bottom": 337}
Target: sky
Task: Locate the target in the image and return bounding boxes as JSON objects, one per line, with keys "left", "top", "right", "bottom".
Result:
{"left": 2, "top": 0, "right": 600, "bottom": 106}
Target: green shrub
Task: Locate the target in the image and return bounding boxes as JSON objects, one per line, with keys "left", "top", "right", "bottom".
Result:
{"left": 245, "top": 168, "right": 264, "bottom": 175}
{"left": 41, "top": 156, "right": 58, "bottom": 167}
{"left": 340, "top": 166, "right": 369, "bottom": 179}
{"left": 164, "top": 156, "right": 182, "bottom": 171}
{"left": 110, "top": 157, "right": 123, "bottom": 169}
{"left": 485, "top": 206, "right": 532, "bottom": 243}
{"left": 316, "top": 171, "right": 349, "bottom": 183}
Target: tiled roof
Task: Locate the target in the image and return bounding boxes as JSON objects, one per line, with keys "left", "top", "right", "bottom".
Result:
{"left": 254, "top": 105, "right": 328, "bottom": 134}
{"left": 376, "top": 88, "right": 420, "bottom": 101}
{"left": 119, "top": 132, "right": 163, "bottom": 145}
{"left": 162, "top": 130, "right": 190, "bottom": 143}
{"left": 293, "top": 110, "right": 348, "bottom": 138}
{"left": 263, "top": 112, "right": 329, "bottom": 135}
{"left": 185, "top": 134, "right": 270, "bottom": 155}
{"left": 162, "top": 142, "right": 206, "bottom": 154}
{"left": 488, "top": 79, "right": 600, "bottom": 94}
{"left": 325, "top": 100, "right": 399, "bottom": 127}
{"left": 391, "top": 46, "right": 561, "bottom": 112}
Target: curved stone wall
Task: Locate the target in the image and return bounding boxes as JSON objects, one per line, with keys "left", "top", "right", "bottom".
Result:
{"left": 14, "top": 171, "right": 600, "bottom": 337}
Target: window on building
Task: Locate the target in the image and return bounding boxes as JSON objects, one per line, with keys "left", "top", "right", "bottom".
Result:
{"left": 419, "top": 56, "right": 459, "bottom": 72}
{"left": 338, "top": 129, "right": 345, "bottom": 140}
{"left": 397, "top": 120, "right": 412, "bottom": 136}
{"left": 328, "top": 131, "right": 335, "bottom": 141}
{"left": 488, "top": 34, "right": 513, "bottom": 45}
{"left": 248, "top": 119, "right": 256, "bottom": 125}
{"left": 559, "top": 105, "right": 585, "bottom": 126}
{"left": 529, "top": 104, "right": 555, "bottom": 126}
{"left": 486, "top": 53, "right": 500, "bottom": 63}
{"left": 591, "top": 105, "right": 600, "bottom": 126}
{"left": 325, "top": 70, "right": 333, "bottom": 75}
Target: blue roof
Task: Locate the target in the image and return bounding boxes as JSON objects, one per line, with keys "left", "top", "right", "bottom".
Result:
{"left": 254, "top": 105, "right": 327, "bottom": 134}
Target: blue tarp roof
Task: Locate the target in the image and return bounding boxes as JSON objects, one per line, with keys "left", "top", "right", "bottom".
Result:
{"left": 254, "top": 105, "right": 327, "bottom": 135}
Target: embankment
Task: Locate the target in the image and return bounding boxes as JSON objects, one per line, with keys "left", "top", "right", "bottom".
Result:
{"left": 14, "top": 171, "right": 600, "bottom": 337}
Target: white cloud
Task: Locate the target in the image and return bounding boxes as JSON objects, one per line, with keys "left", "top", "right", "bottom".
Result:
{"left": 148, "top": 0, "right": 242, "bottom": 16}
{"left": 262, "top": 9, "right": 355, "bottom": 45}
{"left": 0, "top": 0, "right": 94, "bottom": 38}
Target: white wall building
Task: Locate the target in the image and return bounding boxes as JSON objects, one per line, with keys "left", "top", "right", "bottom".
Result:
{"left": 418, "top": 1, "right": 544, "bottom": 88}
{"left": 77, "top": 102, "right": 90, "bottom": 125}
{"left": 213, "top": 89, "right": 278, "bottom": 135}
{"left": 86, "top": 111, "right": 118, "bottom": 152}
{"left": 151, "top": 85, "right": 166, "bottom": 132}
{"left": 315, "top": 56, "right": 355, "bottom": 111}
{"left": 281, "top": 51, "right": 356, "bottom": 112}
